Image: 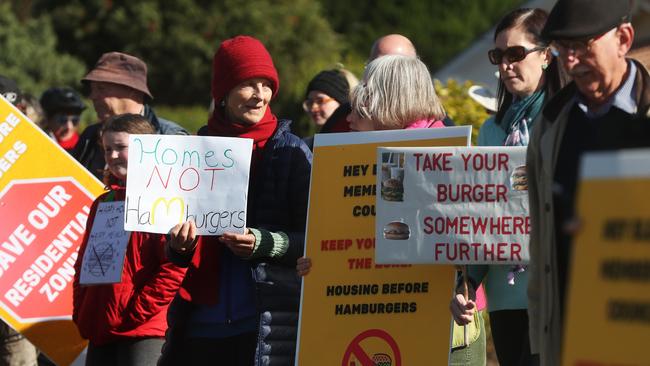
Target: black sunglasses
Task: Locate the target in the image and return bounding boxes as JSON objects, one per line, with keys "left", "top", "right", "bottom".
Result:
{"left": 54, "top": 114, "right": 81, "bottom": 125}
{"left": 488, "top": 46, "right": 546, "bottom": 65}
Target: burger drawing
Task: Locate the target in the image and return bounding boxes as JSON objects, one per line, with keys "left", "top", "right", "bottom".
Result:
{"left": 381, "top": 178, "right": 404, "bottom": 201}
{"left": 511, "top": 165, "right": 528, "bottom": 191}
{"left": 383, "top": 221, "right": 410, "bottom": 240}
{"left": 372, "top": 353, "right": 392, "bottom": 366}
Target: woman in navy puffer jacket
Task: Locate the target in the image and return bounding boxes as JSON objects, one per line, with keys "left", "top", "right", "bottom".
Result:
{"left": 158, "top": 35, "right": 311, "bottom": 366}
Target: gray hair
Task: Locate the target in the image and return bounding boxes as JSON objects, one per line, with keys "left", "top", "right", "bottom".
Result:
{"left": 350, "top": 55, "right": 445, "bottom": 130}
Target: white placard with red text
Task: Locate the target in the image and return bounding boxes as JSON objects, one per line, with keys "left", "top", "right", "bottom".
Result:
{"left": 125, "top": 134, "right": 252, "bottom": 236}
{"left": 375, "top": 146, "right": 529, "bottom": 264}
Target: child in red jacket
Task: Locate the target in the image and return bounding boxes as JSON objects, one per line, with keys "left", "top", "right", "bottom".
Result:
{"left": 73, "top": 114, "right": 186, "bottom": 366}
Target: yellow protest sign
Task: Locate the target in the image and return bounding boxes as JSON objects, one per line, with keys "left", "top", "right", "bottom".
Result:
{"left": 0, "top": 96, "right": 105, "bottom": 365}
{"left": 297, "top": 127, "right": 471, "bottom": 366}
{"left": 563, "top": 149, "right": 650, "bottom": 366}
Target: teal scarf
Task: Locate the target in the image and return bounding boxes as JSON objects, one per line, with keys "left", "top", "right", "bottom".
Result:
{"left": 500, "top": 89, "right": 545, "bottom": 146}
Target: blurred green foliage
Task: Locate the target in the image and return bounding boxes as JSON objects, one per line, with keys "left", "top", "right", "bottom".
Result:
{"left": 4, "top": 0, "right": 521, "bottom": 136}
{"left": 31, "top": 0, "right": 343, "bottom": 136}
{"left": 320, "top": 0, "right": 522, "bottom": 71}
{"left": 154, "top": 105, "right": 210, "bottom": 134}
{"left": 0, "top": 2, "right": 86, "bottom": 97}
{"left": 434, "top": 79, "right": 490, "bottom": 146}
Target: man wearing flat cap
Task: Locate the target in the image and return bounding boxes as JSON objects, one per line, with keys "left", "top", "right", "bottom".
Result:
{"left": 73, "top": 52, "right": 188, "bottom": 179}
{"left": 527, "top": 0, "right": 650, "bottom": 365}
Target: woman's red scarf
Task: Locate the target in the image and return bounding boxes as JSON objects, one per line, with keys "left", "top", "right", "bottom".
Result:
{"left": 178, "top": 106, "right": 278, "bottom": 305}
{"left": 207, "top": 106, "right": 278, "bottom": 153}
{"left": 58, "top": 131, "right": 79, "bottom": 152}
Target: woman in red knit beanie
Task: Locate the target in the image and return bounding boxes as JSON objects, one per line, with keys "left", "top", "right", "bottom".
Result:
{"left": 159, "top": 35, "right": 312, "bottom": 366}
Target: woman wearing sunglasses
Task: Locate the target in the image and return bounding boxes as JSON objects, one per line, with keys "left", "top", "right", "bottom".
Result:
{"left": 40, "top": 87, "right": 85, "bottom": 153}
{"left": 450, "top": 8, "right": 567, "bottom": 366}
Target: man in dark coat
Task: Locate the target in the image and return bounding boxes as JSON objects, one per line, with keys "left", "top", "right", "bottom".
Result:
{"left": 527, "top": 1, "right": 650, "bottom": 364}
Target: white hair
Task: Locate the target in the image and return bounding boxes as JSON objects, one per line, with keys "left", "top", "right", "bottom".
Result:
{"left": 350, "top": 55, "right": 445, "bottom": 130}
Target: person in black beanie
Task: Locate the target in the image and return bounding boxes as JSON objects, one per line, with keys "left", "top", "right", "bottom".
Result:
{"left": 40, "top": 87, "right": 85, "bottom": 153}
{"left": 302, "top": 68, "right": 358, "bottom": 149}
{"left": 303, "top": 69, "right": 356, "bottom": 129}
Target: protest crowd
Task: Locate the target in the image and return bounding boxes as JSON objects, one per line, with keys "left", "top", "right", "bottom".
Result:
{"left": 0, "top": 0, "right": 649, "bottom": 365}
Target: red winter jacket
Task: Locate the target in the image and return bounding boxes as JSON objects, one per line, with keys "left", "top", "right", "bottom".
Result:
{"left": 72, "top": 187, "right": 186, "bottom": 345}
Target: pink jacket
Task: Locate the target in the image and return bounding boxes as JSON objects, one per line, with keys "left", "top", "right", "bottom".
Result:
{"left": 405, "top": 119, "right": 445, "bottom": 129}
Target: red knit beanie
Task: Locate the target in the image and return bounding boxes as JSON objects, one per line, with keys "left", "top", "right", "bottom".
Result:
{"left": 211, "top": 35, "right": 280, "bottom": 104}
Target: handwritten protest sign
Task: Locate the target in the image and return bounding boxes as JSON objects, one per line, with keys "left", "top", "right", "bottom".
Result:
{"left": 80, "top": 202, "right": 129, "bottom": 285}
{"left": 563, "top": 149, "right": 650, "bottom": 366}
{"left": 375, "top": 146, "right": 529, "bottom": 265}
{"left": 125, "top": 134, "right": 252, "bottom": 235}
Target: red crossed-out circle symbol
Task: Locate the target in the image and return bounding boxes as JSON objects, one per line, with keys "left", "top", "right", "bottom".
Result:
{"left": 341, "top": 329, "right": 401, "bottom": 366}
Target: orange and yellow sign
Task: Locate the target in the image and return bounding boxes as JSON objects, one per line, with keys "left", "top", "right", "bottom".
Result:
{"left": 0, "top": 96, "right": 104, "bottom": 365}
{"left": 297, "top": 127, "right": 471, "bottom": 365}
{"left": 563, "top": 149, "right": 650, "bottom": 366}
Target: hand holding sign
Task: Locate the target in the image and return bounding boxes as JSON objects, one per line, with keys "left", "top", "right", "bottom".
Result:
{"left": 168, "top": 221, "right": 198, "bottom": 254}
{"left": 449, "top": 293, "right": 476, "bottom": 326}
{"left": 219, "top": 229, "right": 255, "bottom": 257}
{"left": 169, "top": 220, "right": 256, "bottom": 258}
{"left": 296, "top": 257, "right": 312, "bottom": 277}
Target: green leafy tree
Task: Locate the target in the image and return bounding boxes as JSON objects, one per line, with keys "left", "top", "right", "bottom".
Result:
{"left": 435, "top": 79, "right": 490, "bottom": 145}
{"left": 318, "top": 0, "right": 522, "bottom": 71}
{"left": 33, "top": 0, "right": 343, "bottom": 135}
{"left": 0, "top": 2, "right": 85, "bottom": 97}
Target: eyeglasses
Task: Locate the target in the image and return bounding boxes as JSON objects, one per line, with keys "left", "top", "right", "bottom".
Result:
{"left": 54, "top": 114, "right": 81, "bottom": 125}
{"left": 302, "top": 96, "right": 335, "bottom": 112}
{"left": 551, "top": 38, "right": 598, "bottom": 58}
{"left": 550, "top": 27, "right": 616, "bottom": 58}
{"left": 488, "top": 46, "right": 547, "bottom": 65}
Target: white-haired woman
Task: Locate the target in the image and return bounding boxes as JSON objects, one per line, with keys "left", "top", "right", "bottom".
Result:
{"left": 296, "top": 55, "right": 446, "bottom": 278}
{"left": 347, "top": 54, "right": 446, "bottom": 131}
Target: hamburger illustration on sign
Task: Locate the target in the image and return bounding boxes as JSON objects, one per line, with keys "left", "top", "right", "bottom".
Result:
{"left": 381, "top": 179, "right": 404, "bottom": 201}
{"left": 510, "top": 165, "right": 528, "bottom": 191}
{"left": 381, "top": 152, "right": 405, "bottom": 202}
{"left": 383, "top": 221, "right": 410, "bottom": 240}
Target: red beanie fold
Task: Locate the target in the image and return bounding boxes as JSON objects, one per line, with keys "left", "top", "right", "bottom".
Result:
{"left": 211, "top": 35, "right": 279, "bottom": 104}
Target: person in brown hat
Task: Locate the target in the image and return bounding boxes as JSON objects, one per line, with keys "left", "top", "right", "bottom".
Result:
{"left": 72, "top": 52, "right": 188, "bottom": 179}
{"left": 527, "top": 1, "right": 650, "bottom": 365}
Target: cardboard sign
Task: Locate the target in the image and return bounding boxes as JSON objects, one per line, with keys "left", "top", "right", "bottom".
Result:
{"left": 296, "top": 127, "right": 471, "bottom": 366}
{"left": 375, "top": 146, "right": 529, "bottom": 265}
{"left": 563, "top": 149, "right": 650, "bottom": 366}
{"left": 0, "top": 96, "right": 105, "bottom": 365}
{"left": 124, "top": 134, "right": 252, "bottom": 235}
{"left": 79, "top": 202, "right": 129, "bottom": 285}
